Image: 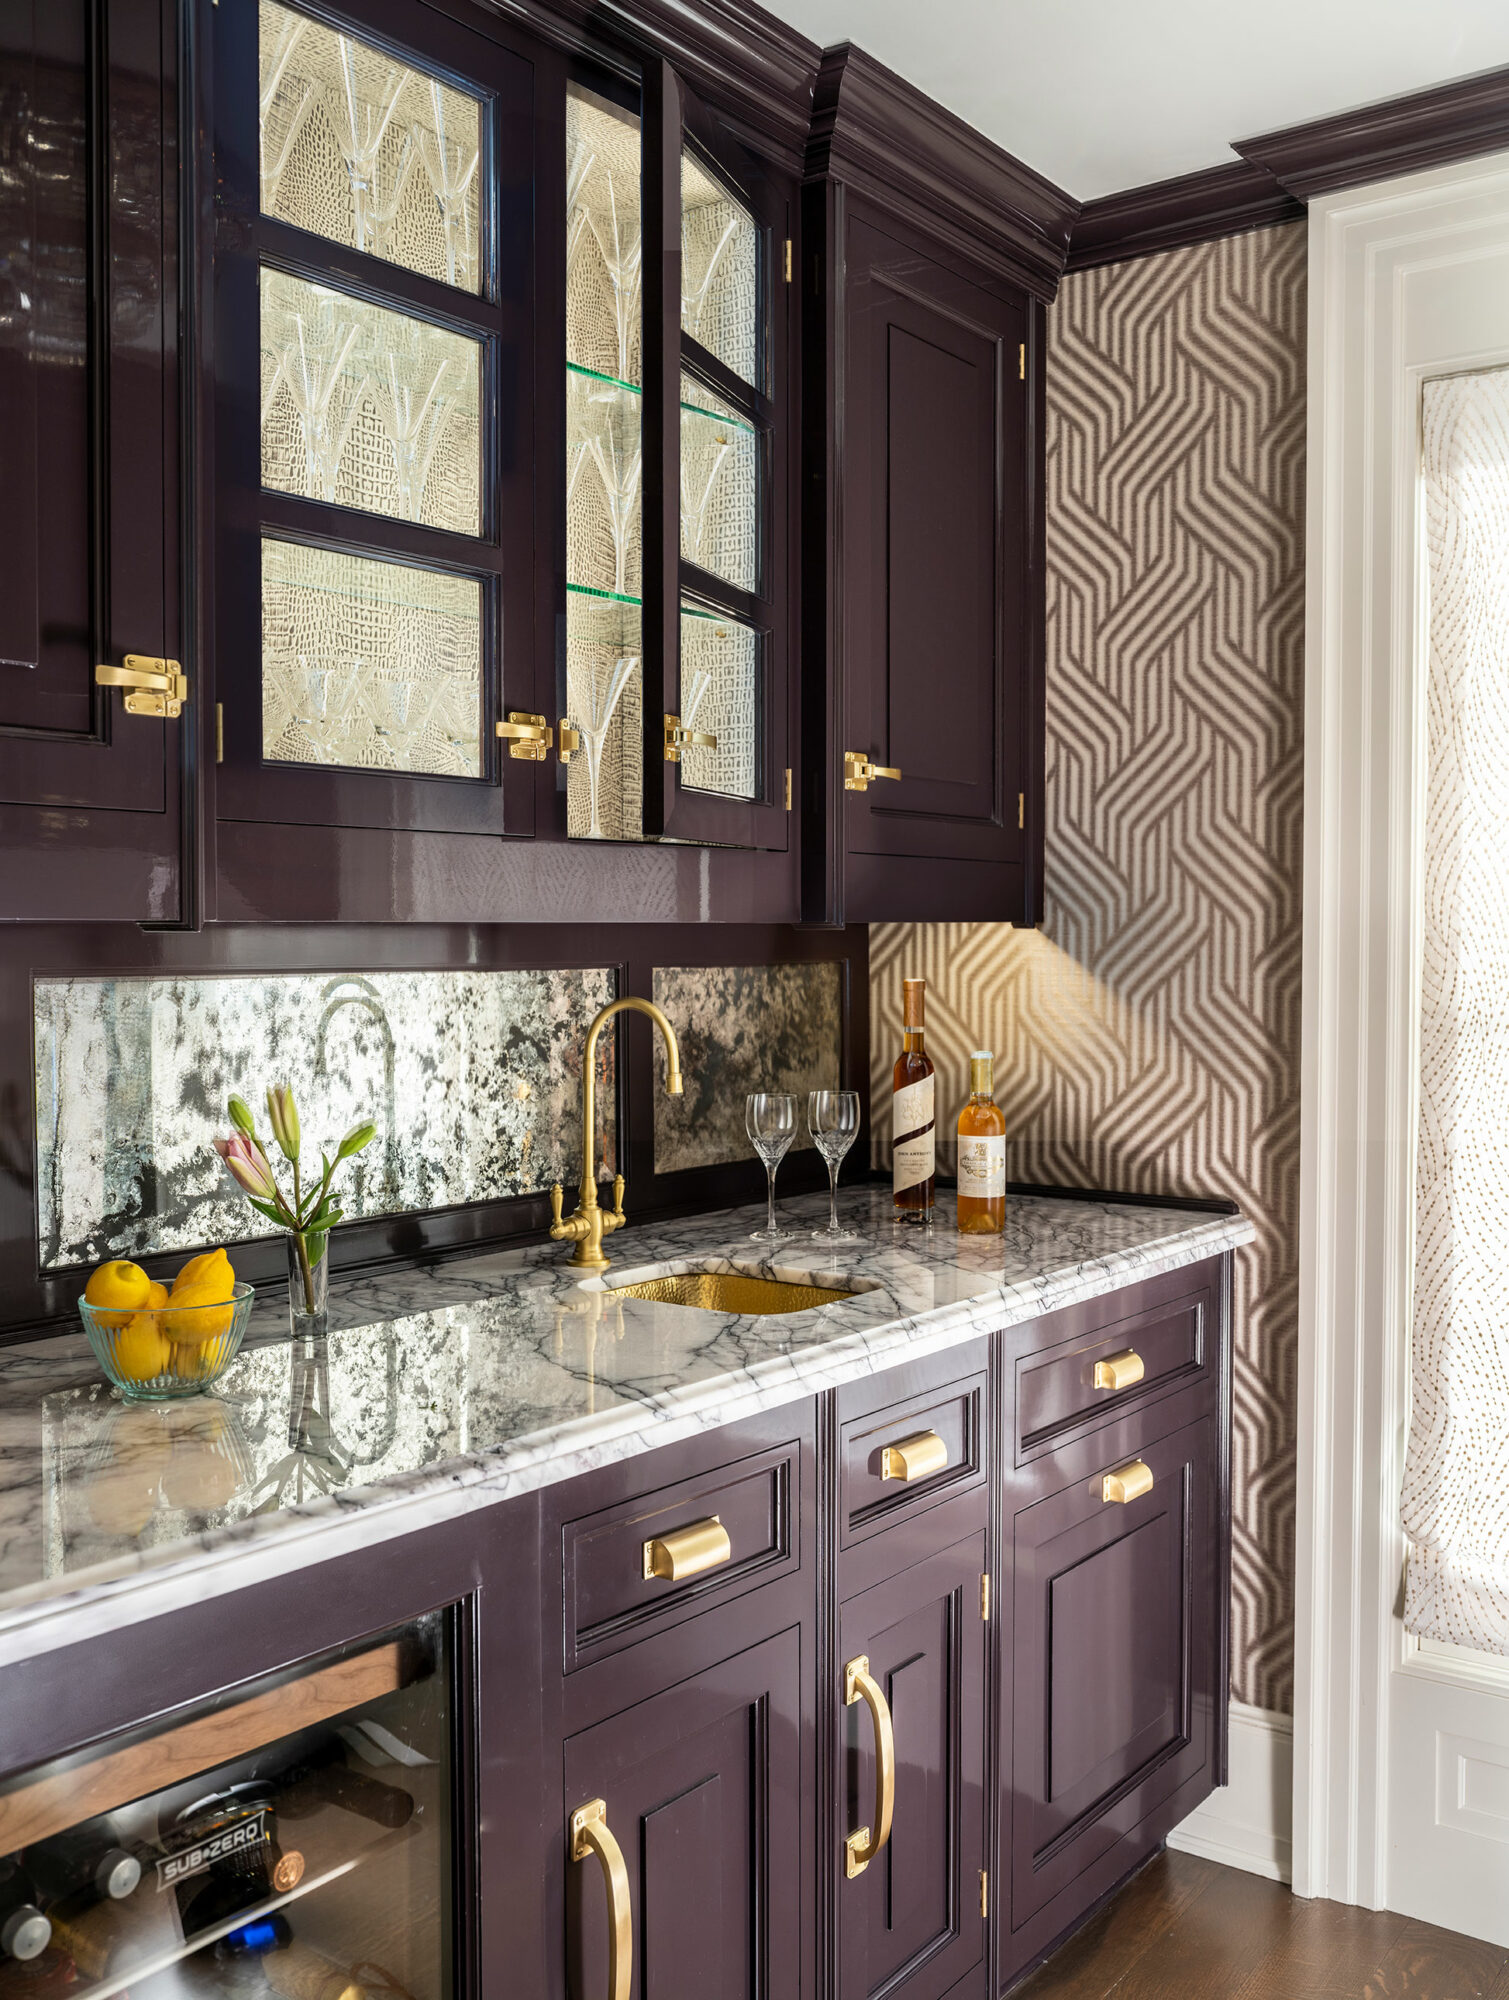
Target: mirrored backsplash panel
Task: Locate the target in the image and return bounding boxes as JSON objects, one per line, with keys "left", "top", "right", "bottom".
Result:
{"left": 35, "top": 969, "right": 617, "bottom": 1272}
{"left": 652, "top": 962, "right": 843, "bottom": 1174}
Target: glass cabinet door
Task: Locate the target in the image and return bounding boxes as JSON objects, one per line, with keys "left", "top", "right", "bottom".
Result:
{"left": 212, "top": 0, "right": 539, "bottom": 837}
{"left": 0, "top": 1618, "right": 454, "bottom": 2000}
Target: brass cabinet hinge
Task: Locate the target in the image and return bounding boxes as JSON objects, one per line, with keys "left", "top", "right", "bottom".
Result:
{"left": 95, "top": 655, "right": 188, "bottom": 719}
{"left": 981, "top": 1573, "right": 991, "bottom": 1622}
{"left": 215, "top": 702, "right": 224, "bottom": 764}
{"left": 784, "top": 237, "right": 792, "bottom": 282}
{"left": 664, "top": 713, "right": 718, "bottom": 762}
{"left": 558, "top": 720, "right": 581, "bottom": 763}
{"left": 497, "top": 712, "right": 552, "bottom": 760}
{"left": 1018, "top": 791, "right": 1025, "bottom": 829}
{"left": 784, "top": 766, "right": 792, "bottom": 811}
{"left": 1019, "top": 342, "right": 1026, "bottom": 381}
{"left": 979, "top": 1869, "right": 989, "bottom": 1918}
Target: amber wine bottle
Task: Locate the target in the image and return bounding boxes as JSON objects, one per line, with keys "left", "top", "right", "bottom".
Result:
{"left": 956, "top": 1050, "right": 1006, "bottom": 1234}
{"left": 892, "top": 978, "right": 935, "bottom": 1221}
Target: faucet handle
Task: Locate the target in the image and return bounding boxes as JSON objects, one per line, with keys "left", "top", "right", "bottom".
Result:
{"left": 611, "top": 1173, "right": 625, "bottom": 1218}
{"left": 549, "top": 1183, "right": 565, "bottom": 1236}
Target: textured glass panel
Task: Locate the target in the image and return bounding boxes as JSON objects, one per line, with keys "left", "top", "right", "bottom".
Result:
{"left": 34, "top": 968, "right": 616, "bottom": 1268}
{"left": 568, "top": 364, "right": 642, "bottom": 596}
{"left": 260, "top": 267, "right": 481, "bottom": 532}
{"left": 680, "top": 607, "right": 758, "bottom": 799}
{"left": 567, "top": 83, "right": 642, "bottom": 385}
{"left": 262, "top": 538, "right": 482, "bottom": 775}
{"left": 681, "top": 149, "right": 759, "bottom": 387}
{"left": 565, "top": 586, "right": 642, "bottom": 841}
{"left": 681, "top": 371, "right": 758, "bottom": 591}
{"left": 259, "top": 0, "right": 481, "bottom": 291}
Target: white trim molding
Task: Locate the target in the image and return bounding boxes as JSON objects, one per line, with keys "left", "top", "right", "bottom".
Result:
{"left": 1168, "top": 1703, "right": 1294, "bottom": 1883}
{"left": 1295, "top": 146, "right": 1509, "bottom": 1931}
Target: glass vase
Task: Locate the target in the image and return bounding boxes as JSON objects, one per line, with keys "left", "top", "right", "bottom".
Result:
{"left": 285, "top": 1228, "right": 329, "bottom": 1337}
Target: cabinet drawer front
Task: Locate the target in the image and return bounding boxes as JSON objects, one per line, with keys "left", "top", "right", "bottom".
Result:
{"left": 839, "top": 1365, "right": 987, "bottom": 1545}
{"left": 1009, "top": 1405, "right": 1216, "bottom": 1927}
{"left": 1015, "top": 1285, "right": 1209, "bottom": 1459}
{"left": 564, "top": 1440, "right": 798, "bottom": 1668}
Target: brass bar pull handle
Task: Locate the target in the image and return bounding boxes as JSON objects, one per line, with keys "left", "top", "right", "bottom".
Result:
{"left": 880, "top": 1430, "right": 949, "bottom": 1482}
{"left": 843, "top": 1654, "right": 896, "bottom": 1879}
{"left": 643, "top": 1515, "right": 731, "bottom": 1582}
{"left": 1102, "top": 1459, "right": 1154, "bottom": 1505}
{"left": 843, "top": 750, "right": 903, "bottom": 791}
{"left": 663, "top": 714, "right": 718, "bottom": 760}
{"left": 569, "top": 1799, "right": 631, "bottom": 2000}
{"left": 497, "top": 712, "right": 553, "bottom": 760}
{"left": 1093, "top": 1349, "right": 1145, "bottom": 1392}
{"left": 95, "top": 656, "right": 188, "bottom": 718}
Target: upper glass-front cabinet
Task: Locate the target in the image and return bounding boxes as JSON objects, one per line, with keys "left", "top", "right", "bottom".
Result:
{"left": 562, "top": 61, "right": 791, "bottom": 848}
{"left": 212, "top": 0, "right": 538, "bottom": 838}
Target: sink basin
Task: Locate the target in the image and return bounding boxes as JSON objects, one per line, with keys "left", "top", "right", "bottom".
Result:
{"left": 610, "top": 1270, "right": 856, "bottom": 1315}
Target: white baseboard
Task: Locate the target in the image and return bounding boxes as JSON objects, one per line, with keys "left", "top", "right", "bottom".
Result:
{"left": 1166, "top": 1701, "right": 1294, "bottom": 1883}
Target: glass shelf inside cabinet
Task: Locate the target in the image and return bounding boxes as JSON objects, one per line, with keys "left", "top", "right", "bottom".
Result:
{"left": 566, "top": 84, "right": 642, "bottom": 387}
{"left": 680, "top": 373, "right": 758, "bottom": 593}
{"left": 261, "top": 268, "right": 482, "bottom": 534}
{"left": 679, "top": 606, "right": 758, "bottom": 800}
{"left": 681, "top": 150, "right": 760, "bottom": 389}
{"left": 567, "top": 363, "right": 642, "bottom": 600}
{"left": 259, "top": 0, "right": 482, "bottom": 293}
{"left": 261, "top": 539, "right": 482, "bottom": 777}
{"left": 0, "top": 1616, "right": 451, "bottom": 2000}
{"left": 565, "top": 586, "right": 643, "bottom": 841}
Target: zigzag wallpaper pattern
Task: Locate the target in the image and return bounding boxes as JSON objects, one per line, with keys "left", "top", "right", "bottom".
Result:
{"left": 871, "top": 223, "right": 1307, "bottom": 1712}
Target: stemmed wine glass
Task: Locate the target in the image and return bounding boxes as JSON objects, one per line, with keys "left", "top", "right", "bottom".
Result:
{"left": 746, "top": 1093, "right": 797, "bottom": 1242}
{"left": 808, "top": 1090, "right": 861, "bottom": 1241}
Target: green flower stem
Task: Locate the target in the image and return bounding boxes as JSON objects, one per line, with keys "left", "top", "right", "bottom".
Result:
{"left": 294, "top": 1224, "right": 317, "bottom": 1316}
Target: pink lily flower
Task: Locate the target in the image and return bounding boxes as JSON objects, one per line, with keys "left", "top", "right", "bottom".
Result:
{"left": 214, "top": 1133, "right": 279, "bottom": 1201}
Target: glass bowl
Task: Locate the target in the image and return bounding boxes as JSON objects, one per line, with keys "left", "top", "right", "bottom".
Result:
{"left": 80, "top": 1283, "right": 254, "bottom": 1401}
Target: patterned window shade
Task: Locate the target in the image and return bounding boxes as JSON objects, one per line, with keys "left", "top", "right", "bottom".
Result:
{"left": 1402, "top": 367, "right": 1509, "bottom": 1657}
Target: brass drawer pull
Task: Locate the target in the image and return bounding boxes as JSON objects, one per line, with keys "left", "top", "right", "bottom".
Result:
{"left": 843, "top": 1654, "right": 896, "bottom": 1879}
{"left": 1093, "top": 1348, "right": 1146, "bottom": 1392}
{"left": 569, "top": 1799, "right": 631, "bottom": 2000}
{"left": 1102, "top": 1459, "right": 1154, "bottom": 1505}
{"left": 880, "top": 1429, "right": 949, "bottom": 1482}
{"left": 497, "top": 711, "right": 553, "bottom": 760}
{"left": 642, "top": 1515, "right": 731, "bottom": 1582}
{"left": 843, "top": 750, "right": 902, "bottom": 791}
{"left": 95, "top": 656, "right": 188, "bottom": 719}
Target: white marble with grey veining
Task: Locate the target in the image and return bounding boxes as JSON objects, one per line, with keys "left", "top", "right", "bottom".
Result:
{"left": 0, "top": 1186, "right": 1253, "bottom": 1665}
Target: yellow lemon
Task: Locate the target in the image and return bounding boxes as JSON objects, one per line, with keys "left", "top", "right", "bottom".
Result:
{"left": 112, "top": 1311, "right": 171, "bottom": 1385}
{"left": 164, "top": 1278, "right": 235, "bottom": 1344}
{"left": 173, "top": 1247, "right": 232, "bottom": 1295}
{"left": 169, "top": 1338, "right": 225, "bottom": 1380}
{"left": 84, "top": 1260, "right": 152, "bottom": 1317}
{"left": 146, "top": 1280, "right": 170, "bottom": 1310}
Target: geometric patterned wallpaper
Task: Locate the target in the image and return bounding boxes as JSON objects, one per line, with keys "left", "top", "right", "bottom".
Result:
{"left": 872, "top": 222, "right": 1308, "bottom": 1713}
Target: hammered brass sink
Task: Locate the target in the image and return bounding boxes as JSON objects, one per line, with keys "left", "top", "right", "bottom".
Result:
{"left": 610, "top": 1270, "right": 856, "bottom": 1314}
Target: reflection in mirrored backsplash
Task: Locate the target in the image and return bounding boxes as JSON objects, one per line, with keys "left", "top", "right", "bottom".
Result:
{"left": 34, "top": 969, "right": 617, "bottom": 1271}
{"left": 652, "top": 962, "right": 844, "bottom": 1174}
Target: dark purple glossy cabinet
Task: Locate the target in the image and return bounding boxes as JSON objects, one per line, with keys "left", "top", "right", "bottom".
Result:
{"left": 0, "top": 0, "right": 183, "bottom": 921}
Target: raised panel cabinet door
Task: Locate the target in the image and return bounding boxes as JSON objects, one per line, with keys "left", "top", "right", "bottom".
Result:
{"left": 562, "top": 1626, "right": 805, "bottom": 2000}
{"left": 838, "top": 208, "right": 1033, "bottom": 920}
{"left": 838, "top": 1531, "right": 987, "bottom": 2000}
{"left": 0, "top": 0, "right": 181, "bottom": 920}
{"left": 1008, "top": 1409, "right": 1216, "bottom": 1935}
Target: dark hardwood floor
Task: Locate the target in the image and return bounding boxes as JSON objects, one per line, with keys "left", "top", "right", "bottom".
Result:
{"left": 1016, "top": 1850, "right": 1509, "bottom": 1999}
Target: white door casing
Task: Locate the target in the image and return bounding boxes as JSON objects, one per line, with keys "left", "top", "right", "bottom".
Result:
{"left": 1296, "top": 150, "right": 1509, "bottom": 1941}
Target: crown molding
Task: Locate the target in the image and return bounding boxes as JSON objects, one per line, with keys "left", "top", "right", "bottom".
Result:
{"left": 1237, "top": 63, "right": 1509, "bottom": 201}
{"left": 1066, "top": 159, "right": 1303, "bottom": 271}
{"left": 806, "top": 44, "right": 1076, "bottom": 300}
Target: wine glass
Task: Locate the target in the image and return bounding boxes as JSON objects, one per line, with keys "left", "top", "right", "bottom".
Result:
{"left": 746, "top": 1092, "right": 797, "bottom": 1241}
{"left": 808, "top": 1090, "right": 861, "bottom": 1241}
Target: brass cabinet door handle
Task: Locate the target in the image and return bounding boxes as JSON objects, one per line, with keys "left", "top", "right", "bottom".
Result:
{"left": 1093, "top": 1348, "right": 1146, "bottom": 1392}
{"left": 569, "top": 1799, "right": 631, "bottom": 2000}
{"left": 95, "top": 656, "right": 188, "bottom": 718}
{"left": 843, "top": 750, "right": 903, "bottom": 791}
{"left": 880, "top": 1429, "right": 949, "bottom": 1482}
{"left": 642, "top": 1515, "right": 731, "bottom": 1582}
{"left": 663, "top": 713, "right": 718, "bottom": 760}
{"left": 843, "top": 1653, "right": 896, "bottom": 1879}
{"left": 497, "top": 711, "right": 553, "bottom": 760}
{"left": 1102, "top": 1459, "right": 1154, "bottom": 1504}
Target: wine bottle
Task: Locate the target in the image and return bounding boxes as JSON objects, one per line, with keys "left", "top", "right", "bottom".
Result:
{"left": 892, "top": 978, "right": 935, "bottom": 1222}
{"left": 956, "top": 1051, "right": 1006, "bottom": 1234}
{"left": 27, "top": 1820, "right": 142, "bottom": 1906}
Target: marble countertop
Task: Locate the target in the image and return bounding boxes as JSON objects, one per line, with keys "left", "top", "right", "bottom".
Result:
{"left": 0, "top": 1186, "right": 1253, "bottom": 1664}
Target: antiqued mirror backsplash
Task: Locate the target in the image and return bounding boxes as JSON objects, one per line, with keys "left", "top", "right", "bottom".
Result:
{"left": 35, "top": 969, "right": 617, "bottom": 1271}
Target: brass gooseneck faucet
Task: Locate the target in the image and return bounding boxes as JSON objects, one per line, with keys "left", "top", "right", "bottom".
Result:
{"left": 550, "top": 996, "right": 684, "bottom": 1270}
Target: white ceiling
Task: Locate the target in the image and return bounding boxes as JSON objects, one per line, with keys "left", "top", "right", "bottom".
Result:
{"left": 762, "top": 0, "right": 1509, "bottom": 200}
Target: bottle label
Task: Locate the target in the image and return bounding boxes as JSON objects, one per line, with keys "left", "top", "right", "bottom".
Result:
{"left": 957, "top": 1134, "right": 1006, "bottom": 1199}
{"left": 893, "top": 1076, "right": 935, "bottom": 1193}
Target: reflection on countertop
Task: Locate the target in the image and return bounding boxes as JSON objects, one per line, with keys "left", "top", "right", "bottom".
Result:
{"left": 0, "top": 1186, "right": 1254, "bottom": 1655}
